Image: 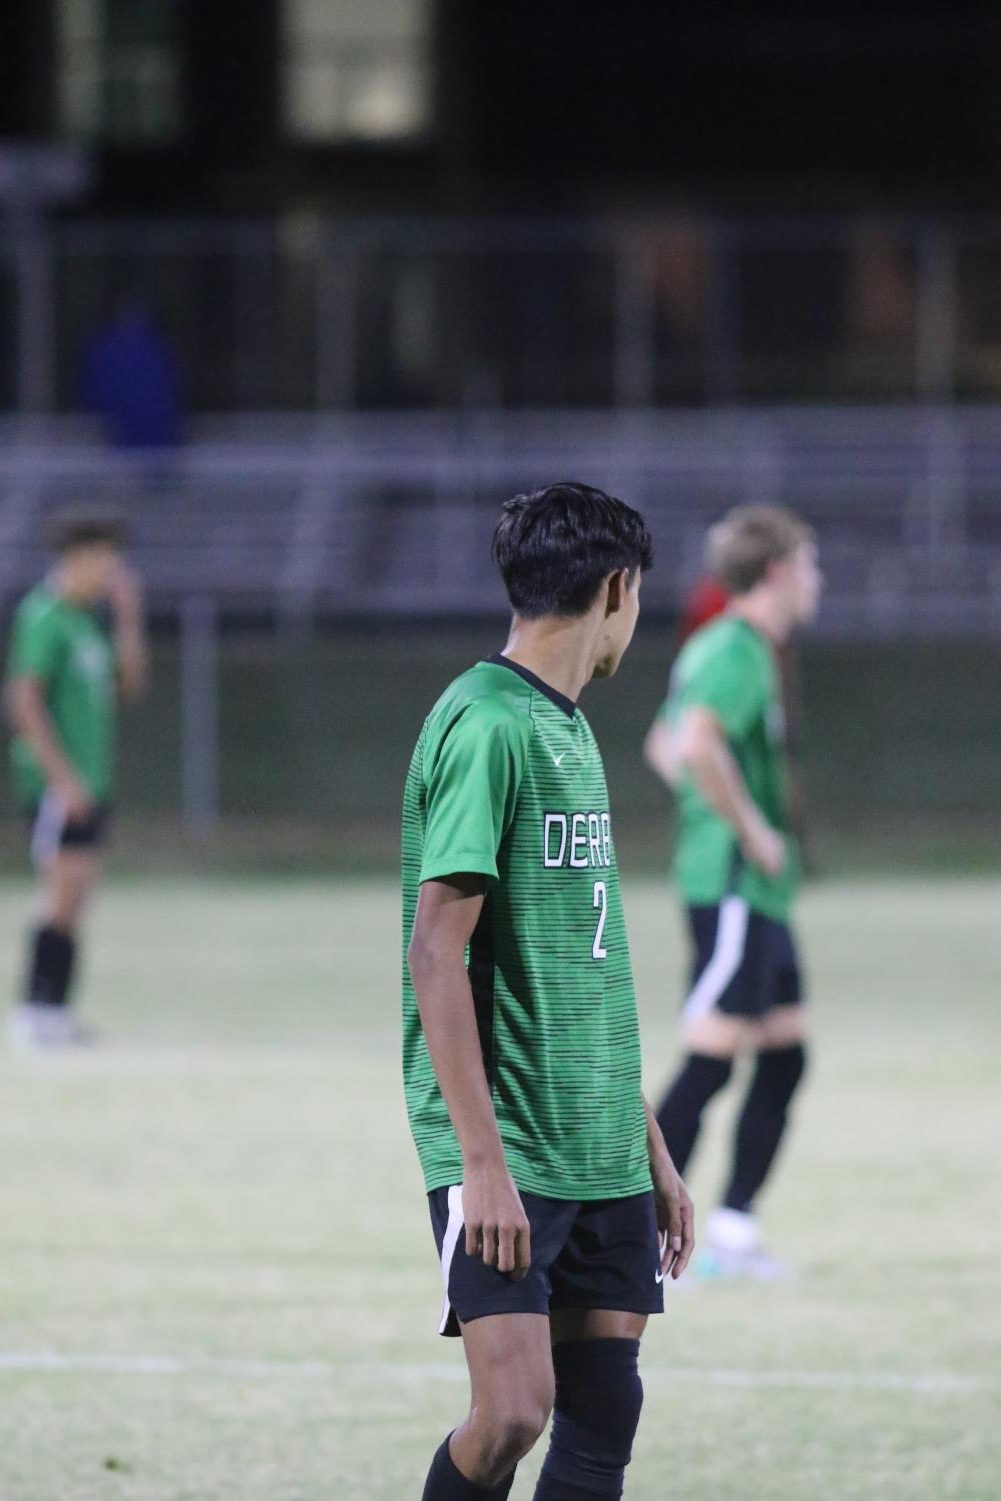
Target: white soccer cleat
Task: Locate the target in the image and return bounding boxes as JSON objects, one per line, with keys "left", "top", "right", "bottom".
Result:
{"left": 43, "top": 1007, "right": 99, "bottom": 1048}
{"left": 7, "top": 1003, "right": 53, "bottom": 1051}
{"left": 6, "top": 1003, "right": 98, "bottom": 1051}
{"left": 707, "top": 1207, "right": 759, "bottom": 1253}
{"left": 697, "top": 1207, "right": 793, "bottom": 1282}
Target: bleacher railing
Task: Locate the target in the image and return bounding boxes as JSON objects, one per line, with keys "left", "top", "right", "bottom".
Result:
{"left": 1, "top": 408, "right": 999, "bottom": 633}
{"left": 2, "top": 405, "right": 999, "bottom": 830}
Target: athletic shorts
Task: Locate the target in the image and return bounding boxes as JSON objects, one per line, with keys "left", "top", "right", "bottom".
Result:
{"left": 26, "top": 794, "right": 112, "bottom": 866}
{"left": 682, "top": 898, "right": 802, "bottom": 1022}
{"left": 428, "top": 1186, "right": 664, "bottom": 1337}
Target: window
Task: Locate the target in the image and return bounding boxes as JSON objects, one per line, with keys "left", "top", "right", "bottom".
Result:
{"left": 284, "top": 0, "right": 430, "bottom": 143}
{"left": 57, "top": 0, "right": 182, "bottom": 144}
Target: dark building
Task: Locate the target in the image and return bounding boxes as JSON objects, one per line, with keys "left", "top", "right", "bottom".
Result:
{"left": 2, "top": 3, "right": 1001, "bottom": 216}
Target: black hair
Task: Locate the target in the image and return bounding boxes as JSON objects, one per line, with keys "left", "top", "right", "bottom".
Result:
{"left": 47, "top": 510, "right": 128, "bottom": 555}
{"left": 492, "top": 482, "right": 653, "bottom": 619}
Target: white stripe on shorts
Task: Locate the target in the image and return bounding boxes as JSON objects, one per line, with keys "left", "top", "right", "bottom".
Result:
{"left": 682, "top": 895, "right": 750, "bottom": 1021}
{"left": 30, "top": 790, "right": 67, "bottom": 871}
{"left": 437, "top": 1185, "right": 465, "bottom": 1335}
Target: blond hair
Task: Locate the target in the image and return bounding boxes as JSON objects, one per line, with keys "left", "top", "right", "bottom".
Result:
{"left": 706, "top": 505, "right": 814, "bottom": 597}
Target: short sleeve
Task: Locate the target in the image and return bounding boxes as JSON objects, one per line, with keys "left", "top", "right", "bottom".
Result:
{"left": 680, "top": 637, "right": 769, "bottom": 739}
{"left": 8, "top": 604, "right": 64, "bottom": 683}
{"left": 420, "top": 706, "right": 527, "bottom": 885}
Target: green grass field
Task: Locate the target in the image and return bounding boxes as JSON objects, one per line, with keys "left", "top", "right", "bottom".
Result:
{"left": 0, "top": 874, "right": 998, "bottom": 1500}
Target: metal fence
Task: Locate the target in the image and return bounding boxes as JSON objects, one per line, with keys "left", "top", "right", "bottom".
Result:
{"left": 8, "top": 215, "right": 1001, "bottom": 412}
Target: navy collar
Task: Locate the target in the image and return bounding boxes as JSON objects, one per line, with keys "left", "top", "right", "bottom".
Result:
{"left": 486, "top": 654, "right": 577, "bottom": 719}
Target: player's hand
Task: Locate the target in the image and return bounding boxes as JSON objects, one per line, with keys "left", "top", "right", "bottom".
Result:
{"left": 650, "top": 1149, "right": 695, "bottom": 1281}
{"left": 462, "top": 1160, "right": 532, "bottom": 1280}
{"left": 55, "top": 773, "right": 93, "bottom": 822}
{"left": 107, "top": 560, "right": 144, "bottom": 620}
{"left": 741, "top": 817, "right": 786, "bottom": 878}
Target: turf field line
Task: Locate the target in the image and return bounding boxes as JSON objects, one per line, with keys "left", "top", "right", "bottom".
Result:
{"left": 385, "top": 1364, "right": 994, "bottom": 1395}
{"left": 0, "top": 1352, "right": 993, "bottom": 1395}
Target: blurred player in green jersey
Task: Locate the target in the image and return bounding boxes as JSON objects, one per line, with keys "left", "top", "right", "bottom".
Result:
{"left": 403, "top": 484, "right": 694, "bottom": 1501}
{"left": 645, "top": 506, "right": 822, "bottom": 1278}
{"left": 5, "top": 513, "right": 148, "bottom": 1049}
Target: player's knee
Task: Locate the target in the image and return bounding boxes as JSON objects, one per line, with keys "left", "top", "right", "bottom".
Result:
{"left": 476, "top": 1389, "right": 552, "bottom": 1473}
{"left": 662, "top": 1052, "right": 733, "bottom": 1116}
{"left": 45, "top": 892, "right": 81, "bottom": 931}
{"left": 546, "top": 1339, "right": 643, "bottom": 1496}
{"left": 47, "top": 862, "right": 95, "bottom": 928}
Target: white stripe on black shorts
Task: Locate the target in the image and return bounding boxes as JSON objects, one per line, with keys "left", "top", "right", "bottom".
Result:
{"left": 428, "top": 1184, "right": 663, "bottom": 1337}
{"left": 682, "top": 901, "right": 803, "bottom": 1020}
{"left": 27, "top": 796, "right": 111, "bottom": 868}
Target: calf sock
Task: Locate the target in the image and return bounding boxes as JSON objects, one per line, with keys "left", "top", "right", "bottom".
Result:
{"left": 422, "top": 1435, "right": 516, "bottom": 1500}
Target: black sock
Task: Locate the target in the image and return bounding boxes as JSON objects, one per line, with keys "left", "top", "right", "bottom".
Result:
{"left": 655, "top": 1053, "right": 733, "bottom": 1175}
{"left": 24, "top": 925, "right": 76, "bottom": 1007}
{"left": 723, "top": 1044, "right": 807, "bottom": 1212}
{"left": 422, "top": 1435, "right": 517, "bottom": 1500}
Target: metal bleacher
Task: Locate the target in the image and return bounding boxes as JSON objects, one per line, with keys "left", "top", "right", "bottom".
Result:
{"left": 1, "top": 406, "right": 1000, "bottom": 635}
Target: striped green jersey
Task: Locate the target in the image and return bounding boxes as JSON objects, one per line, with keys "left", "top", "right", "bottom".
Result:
{"left": 401, "top": 656, "right": 650, "bottom": 1202}
{"left": 660, "top": 615, "right": 798, "bottom": 920}
{"left": 7, "top": 584, "right": 116, "bottom": 806}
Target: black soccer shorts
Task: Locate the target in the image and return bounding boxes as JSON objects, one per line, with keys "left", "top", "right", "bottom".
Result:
{"left": 682, "top": 898, "right": 803, "bottom": 1022}
{"left": 27, "top": 793, "right": 112, "bottom": 867}
{"left": 428, "top": 1186, "right": 664, "bottom": 1337}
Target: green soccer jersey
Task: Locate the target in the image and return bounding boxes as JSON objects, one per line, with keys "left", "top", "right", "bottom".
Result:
{"left": 662, "top": 615, "right": 798, "bottom": 921}
{"left": 401, "top": 655, "right": 651, "bottom": 1202}
{"left": 7, "top": 584, "right": 116, "bottom": 807}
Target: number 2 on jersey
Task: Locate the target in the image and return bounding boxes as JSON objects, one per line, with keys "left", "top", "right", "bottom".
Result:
{"left": 592, "top": 880, "right": 608, "bottom": 959}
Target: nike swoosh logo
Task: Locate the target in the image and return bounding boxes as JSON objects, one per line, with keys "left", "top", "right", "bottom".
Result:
{"left": 553, "top": 753, "right": 566, "bottom": 766}
{"left": 655, "top": 1268, "right": 664, "bottom": 1284}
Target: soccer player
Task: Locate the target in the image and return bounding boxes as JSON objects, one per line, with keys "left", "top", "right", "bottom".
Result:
{"left": 403, "top": 483, "right": 694, "bottom": 1501}
{"left": 644, "top": 506, "right": 821, "bottom": 1277}
{"left": 5, "top": 514, "right": 148, "bottom": 1048}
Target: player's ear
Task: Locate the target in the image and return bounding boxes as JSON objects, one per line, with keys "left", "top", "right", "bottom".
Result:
{"left": 604, "top": 569, "right": 626, "bottom": 617}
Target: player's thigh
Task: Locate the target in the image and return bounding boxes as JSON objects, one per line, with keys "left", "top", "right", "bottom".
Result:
{"left": 682, "top": 1007, "right": 758, "bottom": 1056}
{"left": 45, "top": 849, "right": 102, "bottom": 926}
{"left": 550, "top": 1307, "right": 648, "bottom": 1343}
{"left": 460, "top": 1311, "right": 555, "bottom": 1419}
{"left": 758, "top": 1004, "right": 807, "bottom": 1048}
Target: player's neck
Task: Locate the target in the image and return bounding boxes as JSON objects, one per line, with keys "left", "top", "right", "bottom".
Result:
{"left": 50, "top": 565, "right": 88, "bottom": 607}
{"left": 500, "top": 617, "right": 600, "bottom": 705}
{"left": 728, "top": 592, "right": 790, "bottom": 646}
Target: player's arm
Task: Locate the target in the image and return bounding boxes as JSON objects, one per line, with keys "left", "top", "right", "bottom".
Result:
{"left": 675, "top": 704, "right": 785, "bottom": 876}
{"left": 6, "top": 676, "right": 92, "bottom": 818}
{"left": 407, "top": 874, "right": 531, "bottom": 1280}
{"left": 108, "top": 561, "right": 148, "bottom": 702}
{"left": 643, "top": 716, "right": 682, "bottom": 789}
{"left": 643, "top": 1097, "right": 695, "bottom": 1279}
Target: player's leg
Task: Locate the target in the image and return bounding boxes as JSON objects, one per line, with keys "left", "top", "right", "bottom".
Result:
{"left": 710, "top": 924, "right": 808, "bottom": 1272}
{"left": 423, "top": 1187, "right": 571, "bottom": 1497}
{"left": 423, "top": 1312, "right": 554, "bottom": 1498}
{"left": 534, "top": 1195, "right": 662, "bottom": 1499}
{"left": 655, "top": 900, "right": 758, "bottom": 1174}
{"left": 721, "top": 1007, "right": 807, "bottom": 1216}
{"left": 15, "top": 806, "right": 103, "bottom": 1047}
{"left": 534, "top": 1311, "right": 646, "bottom": 1501}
